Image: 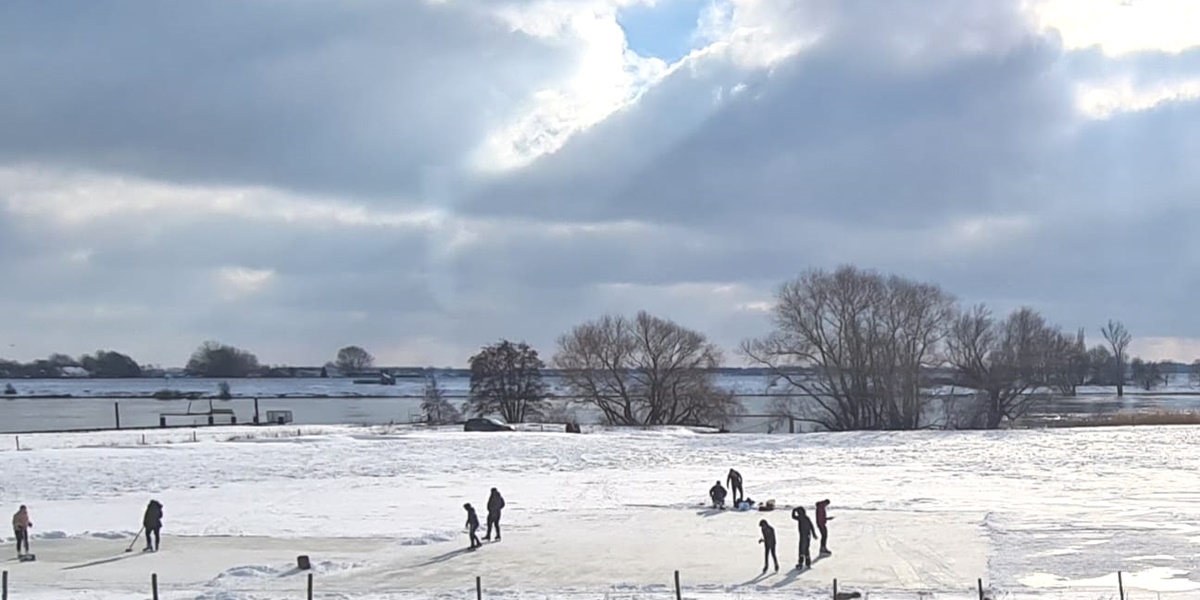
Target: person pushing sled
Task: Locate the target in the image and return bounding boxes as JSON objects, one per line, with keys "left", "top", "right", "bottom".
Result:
{"left": 12, "top": 505, "right": 34, "bottom": 561}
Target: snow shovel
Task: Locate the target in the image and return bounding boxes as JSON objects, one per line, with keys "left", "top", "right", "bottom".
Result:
{"left": 125, "top": 527, "right": 144, "bottom": 553}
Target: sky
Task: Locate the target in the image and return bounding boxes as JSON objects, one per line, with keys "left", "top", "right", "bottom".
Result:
{"left": 1, "top": 0, "right": 1199, "bottom": 368}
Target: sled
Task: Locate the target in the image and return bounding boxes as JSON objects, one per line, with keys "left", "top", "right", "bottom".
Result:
{"left": 18, "top": 553, "right": 36, "bottom": 562}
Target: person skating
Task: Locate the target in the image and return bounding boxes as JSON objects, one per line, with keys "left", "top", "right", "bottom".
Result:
{"left": 142, "top": 499, "right": 163, "bottom": 552}
{"left": 463, "top": 503, "right": 482, "bottom": 549}
{"left": 727, "top": 469, "right": 744, "bottom": 506}
{"left": 815, "top": 499, "right": 834, "bottom": 555}
{"left": 709, "top": 481, "right": 728, "bottom": 509}
{"left": 484, "top": 488, "right": 505, "bottom": 542}
{"left": 791, "top": 505, "right": 815, "bottom": 569}
{"left": 757, "top": 519, "right": 779, "bottom": 573}
{"left": 12, "top": 505, "right": 31, "bottom": 558}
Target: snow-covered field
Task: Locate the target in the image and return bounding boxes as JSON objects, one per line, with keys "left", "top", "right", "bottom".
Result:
{"left": 2, "top": 425, "right": 1199, "bottom": 599}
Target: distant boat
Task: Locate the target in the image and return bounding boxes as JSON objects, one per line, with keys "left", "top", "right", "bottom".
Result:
{"left": 352, "top": 371, "right": 396, "bottom": 386}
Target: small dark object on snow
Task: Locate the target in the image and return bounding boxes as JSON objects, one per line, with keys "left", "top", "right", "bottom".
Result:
{"left": 297, "top": 555, "right": 311, "bottom": 570}
{"left": 18, "top": 553, "right": 36, "bottom": 562}
{"left": 834, "top": 592, "right": 861, "bottom": 600}
{"left": 464, "top": 417, "right": 514, "bottom": 432}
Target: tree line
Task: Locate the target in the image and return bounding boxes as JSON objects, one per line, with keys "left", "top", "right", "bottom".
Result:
{"left": 429, "top": 266, "right": 1194, "bottom": 432}
{"left": 0, "top": 343, "right": 381, "bottom": 379}
{"left": 3, "top": 265, "right": 1195, "bottom": 433}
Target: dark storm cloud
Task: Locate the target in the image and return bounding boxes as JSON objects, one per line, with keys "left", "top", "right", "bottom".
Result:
{"left": 2, "top": 0, "right": 1199, "bottom": 365}
{"left": 0, "top": 0, "right": 573, "bottom": 202}
{"left": 461, "top": 6, "right": 1075, "bottom": 227}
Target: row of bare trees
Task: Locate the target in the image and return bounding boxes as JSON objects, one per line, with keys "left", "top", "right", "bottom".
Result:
{"left": 445, "top": 265, "right": 1159, "bottom": 431}
{"left": 450, "top": 314, "right": 742, "bottom": 428}
{"left": 745, "top": 266, "right": 1143, "bottom": 430}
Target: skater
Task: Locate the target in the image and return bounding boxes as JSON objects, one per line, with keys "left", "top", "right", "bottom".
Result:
{"left": 463, "top": 503, "right": 482, "bottom": 549}
{"left": 12, "top": 505, "right": 31, "bottom": 557}
{"left": 727, "top": 469, "right": 744, "bottom": 505}
{"left": 485, "top": 488, "right": 505, "bottom": 541}
{"left": 709, "top": 481, "right": 727, "bottom": 509}
{"left": 815, "top": 499, "right": 833, "bottom": 555}
{"left": 791, "top": 505, "right": 815, "bottom": 569}
{"left": 757, "top": 519, "right": 779, "bottom": 573}
{"left": 142, "top": 499, "right": 163, "bottom": 552}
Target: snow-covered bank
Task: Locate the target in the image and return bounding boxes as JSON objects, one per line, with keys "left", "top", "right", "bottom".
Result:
{"left": 2, "top": 426, "right": 1200, "bottom": 598}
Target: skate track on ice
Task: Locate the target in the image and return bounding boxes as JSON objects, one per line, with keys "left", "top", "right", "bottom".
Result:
{"left": 3, "top": 424, "right": 1200, "bottom": 598}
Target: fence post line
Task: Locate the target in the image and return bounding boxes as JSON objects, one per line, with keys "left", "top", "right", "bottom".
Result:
{"left": 476, "top": 575, "right": 482, "bottom": 600}
{"left": 674, "top": 570, "right": 682, "bottom": 600}
{"left": 151, "top": 573, "right": 159, "bottom": 600}
{"left": 307, "top": 572, "right": 313, "bottom": 600}
{"left": 977, "top": 577, "right": 984, "bottom": 600}
{"left": 1118, "top": 570, "right": 1125, "bottom": 600}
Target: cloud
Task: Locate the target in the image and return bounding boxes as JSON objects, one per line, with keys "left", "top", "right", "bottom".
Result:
{"left": 0, "top": 0, "right": 1198, "bottom": 367}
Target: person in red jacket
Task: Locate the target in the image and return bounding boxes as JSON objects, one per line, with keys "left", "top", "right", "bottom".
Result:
{"left": 815, "top": 499, "right": 834, "bottom": 555}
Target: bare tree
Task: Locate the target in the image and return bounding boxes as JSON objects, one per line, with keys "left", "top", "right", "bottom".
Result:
{"left": 742, "top": 266, "right": 955, "bottom": 431}
{"left": 1101, "top": 320, "right": 1131, "bottom": 397}
{"left": 1130, "top": 358, "right": 1166, "bottom": 391}
{"left": 186, "top": 341, "right": 260, "bottom": 378}
{"left": 1047, "top": 328, "right": 1089, "bottom": 397}
{"left": 946, "top": 305, "right": 1063, "bottom": 429}
{"left": 335, "top": 345, "right": 375, "bottom": 372}
{"left": 1087, "top": 345, "right": 1116, "bottom": 385}
{"left": 466, "top": 340, "right": 548, "bottom": 424}
{"left": 421, "top": 374, "right": 460, "bottom": 425}
{"left": 553, "top": 311, "right": 741, "bottom": 427}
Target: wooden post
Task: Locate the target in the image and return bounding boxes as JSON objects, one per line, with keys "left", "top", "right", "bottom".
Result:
{"left": 115, "top": 402, "right": 121, "bottom": 429}
{"left": 307, "top": 572, "right": 313, "bottom": 600}
{"left": 254, "top": 397, "right": 260, "bottom": 425}
{"left": 3, "top": 569, "right": 8, "bottom": 600}
{"left": 832, "top": 578, "right": 838, "bottom": 599}
{"left": 192, "top": 431, "right": 197, "bottom": 443}
{"left": 674, "top": 570, "right": 682, "bottom": 600}
{"left": 789, "top": 417, "right": 795, "bottom": 434}
{"left": 977, "top": 577, "right": 984, "bottom": 599}
{"left": 476, "top": 576, "right": 482, "bottom": 600}
{"left": 151, "top": 573, "right": 159, "bottom": 600}
{"left": 13, "top": 437, "right": 17, "bottom": 452}
{"left": 1118, "top": 570, "right": 1125, "bottom": 600}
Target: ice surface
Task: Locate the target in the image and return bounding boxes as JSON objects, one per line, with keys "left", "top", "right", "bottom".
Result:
{"left": 2, "top": 425, "right": 1200, "bottom": 599}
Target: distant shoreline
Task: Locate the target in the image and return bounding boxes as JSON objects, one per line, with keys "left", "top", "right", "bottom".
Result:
{"left": 2, "top": 393, "right": 410, "bottom": 400}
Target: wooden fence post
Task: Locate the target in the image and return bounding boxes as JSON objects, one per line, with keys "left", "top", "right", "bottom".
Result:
{"left": 151, "top": 573, "right": 159, "bottom": 600}
{"left": 307, "top": 572, "right": 313, "bottom": 600}
{"left": 1118, "top": 570, "right": 1125, "bottom": 600}
{"left": 674, "top": 570, "right": 682, "bottom": 600}
{"left": 3, "top": 569, "right": 8, "bottom": 600}
{"left": 14, "top": 437, "right": 18, "bottom": 451}
{"left": 115, "top": 402, "right": 121, "bottom": 429}
{"left": 476, "top": 575, "right": 482, "bottom": 600}
{"left": 977, "top": 577, "right": 984, "bottom": 599}
{"left": 832, "top": 578, "right": 838, "bottom": 599}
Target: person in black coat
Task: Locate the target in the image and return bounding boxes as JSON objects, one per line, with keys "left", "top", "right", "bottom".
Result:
{"left": 757, "top": 519, "right": 779, "bottom": 573}
{"left": 142, "top": 500, "right": 163, "bottom": 552}
{"left": 463, "top": 503, "right": 482, "bottom": 549}
{"left": 791, "top": 506, "right": 815, "bottom": 569}
{"left": 709, "top": 481, "right": 727, "bottom": 509}
{"left": 727, "top": 469, "right": 744, "bottom": 505}
{"left": 484, "top": 488, "right": 505, "bottom": 541}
